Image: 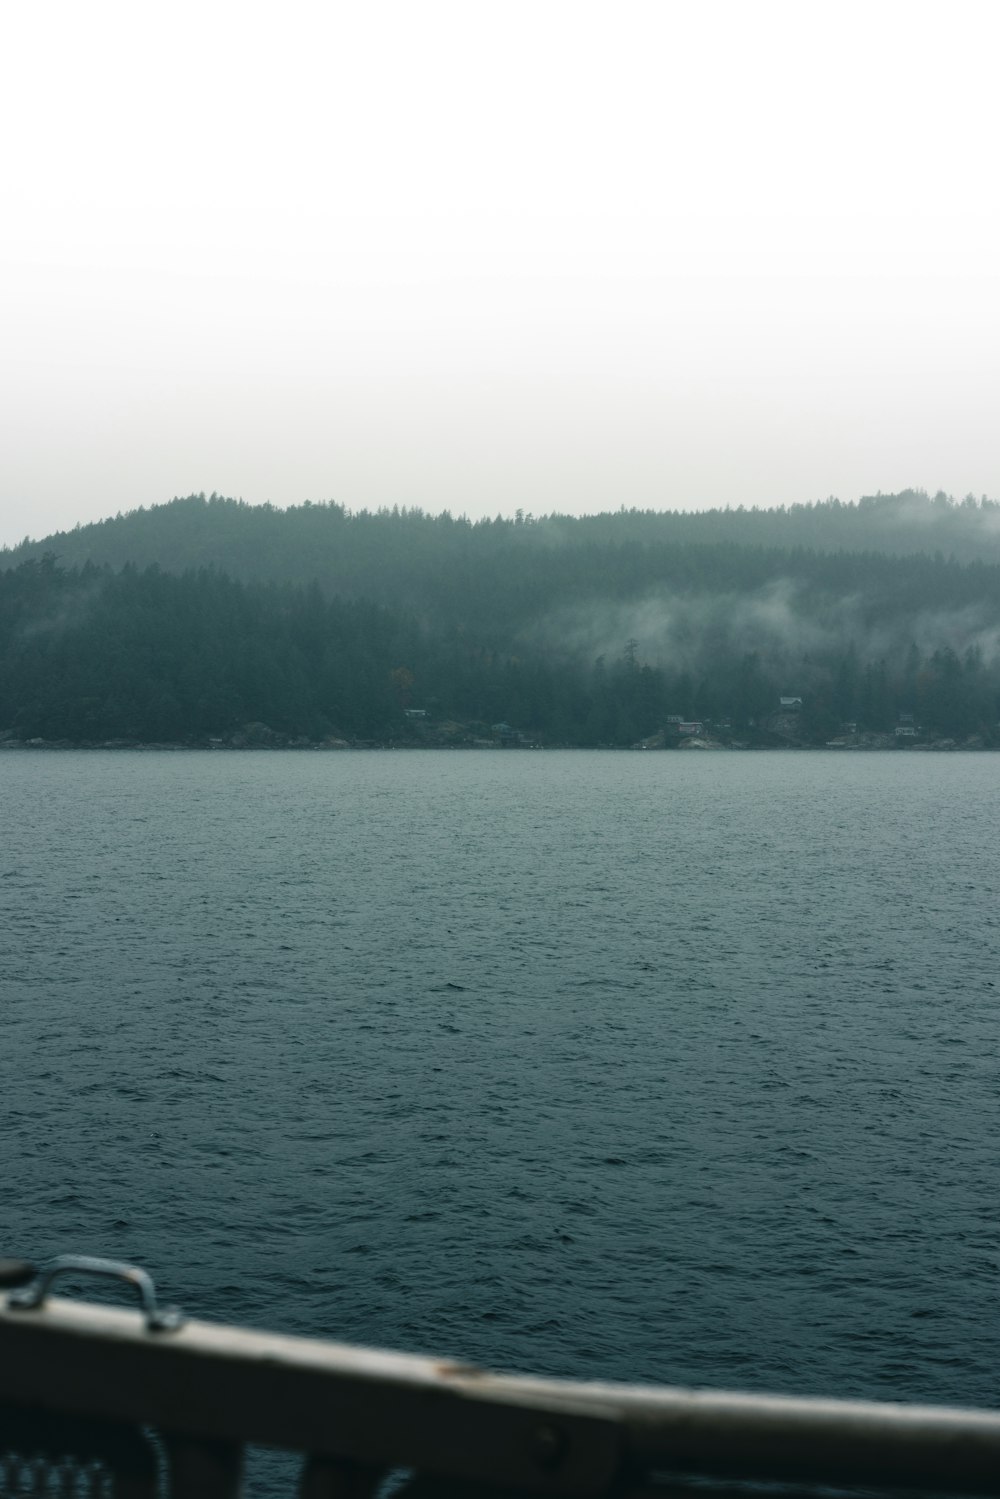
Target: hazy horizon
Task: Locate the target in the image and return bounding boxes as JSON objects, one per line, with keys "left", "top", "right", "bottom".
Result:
{"left": 3, "top": 0, "right": 999, "bottom": 552}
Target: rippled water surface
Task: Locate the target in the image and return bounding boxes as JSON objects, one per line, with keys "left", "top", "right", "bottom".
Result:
{"left": 3, "top": 751, "right": 998, "bottom": 1431}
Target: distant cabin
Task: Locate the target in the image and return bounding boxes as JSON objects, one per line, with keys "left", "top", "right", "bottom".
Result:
{"left": 403, "top": 708, "right": 427, "bottom": 719}
{"left": 666, "top": 715, "right": 684, "bottom": 725}
{"left": 779, "top": 696, "right": 803, "bottom": 710}
{"left": 894, "top": 725, "right": 917, "bottom": 737}
{"left": 678, "top": 721, "right": 704, "bottom": 736}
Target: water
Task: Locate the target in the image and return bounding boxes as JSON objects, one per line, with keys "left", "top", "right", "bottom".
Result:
{"left": 3, "top": 750, "right": 998, "bottom": 1428}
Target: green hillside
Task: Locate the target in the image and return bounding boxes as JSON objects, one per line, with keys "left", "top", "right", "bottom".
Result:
{"left": 3, "top": 493, "right": 1000, "bottom": 747}
{"left": 6, "top": 491, "right": 1000, "bottom": 597}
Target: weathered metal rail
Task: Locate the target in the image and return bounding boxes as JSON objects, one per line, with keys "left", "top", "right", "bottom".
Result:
{"left": 1, "top": 1260, "right": 998, "bottom": 1498}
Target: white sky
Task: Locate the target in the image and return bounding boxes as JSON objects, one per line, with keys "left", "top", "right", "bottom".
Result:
{"left": 2, "top": 0, "right": 999, "bottom": 547}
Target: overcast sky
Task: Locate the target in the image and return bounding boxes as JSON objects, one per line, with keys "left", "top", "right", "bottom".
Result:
{"left": 2, "top": 0, "right": 999, "bottom": 548}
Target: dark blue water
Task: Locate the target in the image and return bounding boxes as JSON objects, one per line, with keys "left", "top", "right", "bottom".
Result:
{"left": 3, "top": 751, "right": 998, "bottom": 1422}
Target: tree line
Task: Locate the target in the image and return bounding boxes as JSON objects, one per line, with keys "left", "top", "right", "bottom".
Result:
{"left": 2, "top": 549, "right": 998, "bottom": 746}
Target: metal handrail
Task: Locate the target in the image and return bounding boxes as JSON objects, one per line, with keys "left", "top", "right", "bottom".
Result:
{"left": 7, "top": 1254, "right": 184, "bottom": 1331}
{"left": 1, "top": 1283, "right": 997, "bottom": 1496}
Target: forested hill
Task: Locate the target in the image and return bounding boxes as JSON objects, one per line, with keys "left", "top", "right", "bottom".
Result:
{"left": 3, "top": 517, "right": 1000, "bottom": 747}
{"left": 5, "top": 491, "right": 1000, "bottom": 595}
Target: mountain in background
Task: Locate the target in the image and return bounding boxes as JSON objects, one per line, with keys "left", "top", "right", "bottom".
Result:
{"left": 5, "top": 489, "right": 1000, "bottom": 593}
{"left": 3, "top": 491, "right": 1000, "bottom": 748}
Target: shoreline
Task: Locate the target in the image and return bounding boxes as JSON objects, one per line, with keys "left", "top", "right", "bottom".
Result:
{"left": 2, "top": 738, "right": 997, "bottom": 754}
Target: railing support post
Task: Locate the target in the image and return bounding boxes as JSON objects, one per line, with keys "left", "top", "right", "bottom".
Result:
{"left": 163, "top": 1433, "right": 243, "bottom": 1499}
{"left": 299, "top": 1455, "right": 384, "bottom": 1499}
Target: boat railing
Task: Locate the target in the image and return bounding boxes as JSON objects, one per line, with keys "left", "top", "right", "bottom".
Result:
{"left": 1, "top": 1256, "right": 997, "bottom": 1497}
